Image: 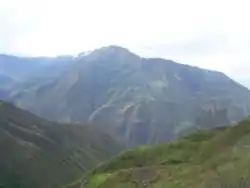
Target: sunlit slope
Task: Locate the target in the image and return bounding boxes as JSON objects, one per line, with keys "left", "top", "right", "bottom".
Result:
{"left": 82, "top": 118, "right": 250, "bottom": 188}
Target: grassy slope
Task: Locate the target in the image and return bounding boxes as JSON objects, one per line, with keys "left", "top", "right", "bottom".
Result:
{"left": 80, "top": 118, "right": 250, "bottom": 188}
{"left": 0, "top": 101, "right": 121, "bottom": 188}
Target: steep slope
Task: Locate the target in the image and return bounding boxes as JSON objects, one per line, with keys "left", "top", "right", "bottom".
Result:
{"left": 0, "top": 101, "right": 121, "bottom": 188}
{"left": 80, "top": 118, "right": 250, "bottom": 188}
{"left": 11, "top": 46, "right": 250, "bottom": 146}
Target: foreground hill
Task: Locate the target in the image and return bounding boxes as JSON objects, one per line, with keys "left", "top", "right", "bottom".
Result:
{"left": 78, "top": 118, "right": 250, "bottom": 188}
{"left": 11, "top": 46, "right": 250, "bottom": 147}
{"left": 0, "top": 101, "right": 121, "bottom": 188}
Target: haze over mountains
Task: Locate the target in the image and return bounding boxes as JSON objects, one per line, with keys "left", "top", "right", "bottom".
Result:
{"left": 1, "top": 46, "right": 250, "bottom": 147}
{"left": 0, "top": 54, "right": 73, "bottom": 81}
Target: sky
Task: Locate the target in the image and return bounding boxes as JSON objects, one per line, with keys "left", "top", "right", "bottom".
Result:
{"left": 1, "top": 0, "right": 250, "bottom": 86}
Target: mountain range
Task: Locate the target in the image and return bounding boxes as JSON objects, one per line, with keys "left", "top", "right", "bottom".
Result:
{"left": 1, "top": 45, "right": 250, "bottom": 188}
{"left": 1, "top": 46, "right": 250, "bottom": 147}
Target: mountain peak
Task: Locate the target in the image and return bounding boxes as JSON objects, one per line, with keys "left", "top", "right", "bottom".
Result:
{"left": 92, "top": 45, "right": 138, "bottom": 57}
{"left": 95, "top": 45, "right": 132, "bottom": 53}
{"left": 77, "top": 45, "right": 139, "bottom": 60}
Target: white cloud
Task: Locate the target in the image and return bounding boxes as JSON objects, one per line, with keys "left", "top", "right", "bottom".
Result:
{"left": 1, "top": 0, "right": 250, "bottom": 86}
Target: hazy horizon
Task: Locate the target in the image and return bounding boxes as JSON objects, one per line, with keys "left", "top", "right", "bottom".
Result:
{"left": 1, "top": 0, "right": 250, "bottom": 86}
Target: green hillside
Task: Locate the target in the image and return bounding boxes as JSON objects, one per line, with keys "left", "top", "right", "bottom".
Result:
{"left": 0, "top": 101, "right": 121, "bottom": 188}
{"left": 79, "top": 118, "right": 250, "bottom": 188}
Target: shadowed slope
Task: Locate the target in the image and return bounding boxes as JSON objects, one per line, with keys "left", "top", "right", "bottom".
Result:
{"left": 0, "top": 101, "right": 121, "bottom": 188}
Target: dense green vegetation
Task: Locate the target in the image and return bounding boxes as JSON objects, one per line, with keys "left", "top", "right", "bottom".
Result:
{"left": 76, "top": 118, "right": 250, "bottom": 188}
{"left": 0, "top": 101, "right": 121, "bottom": 188}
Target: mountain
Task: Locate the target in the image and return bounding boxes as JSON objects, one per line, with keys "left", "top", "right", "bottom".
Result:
{"left": 0, "top": 54, "right": 72, "bottom": 81}
{"left": 0, "top": 54, "right": 73, "bottom": 102}
{"left": 0, "top": 74, "right": 14, "bottom": 86}
{"left": 0, "top": 74, "right": 15, "bottom": 100}
{"left": 10, "top": 46, "right": 250, "bottom": 147}
{"left": 77, "top": 118, "right": 250, "bottom": 188}
{"left": 0, "top": 101, "right": 121, "bottom": 188}
{"left": 0, "top": 89, "right": 11, "bottom": 101}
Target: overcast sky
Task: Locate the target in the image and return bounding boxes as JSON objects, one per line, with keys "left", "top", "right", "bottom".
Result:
{"left": 1, "top": 0, "right": 250, "bottom": 86}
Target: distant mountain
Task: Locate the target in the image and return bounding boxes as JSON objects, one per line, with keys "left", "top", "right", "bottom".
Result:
{"left": 0, "top": 74, "right": 14, "bottom": 86}
{"left": 79, "top": 118, "right": 250, "bottom": 188}
{"left": 0, "top": 54, "right": 73, "bottom": 101}
{"left": 0, "top": 89, "right": 11, "bottom": 101}
{"left": 0, "top": 74, "right": 15, "bottom": 100}
{"left": 8, "top": 46, "right": 250, "bottom": 146}
{"left": 0, "top": 101, "right": 121, "bottom": 188}
{"left": 0, "top": 54, "right": 72, "bottom": 81}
